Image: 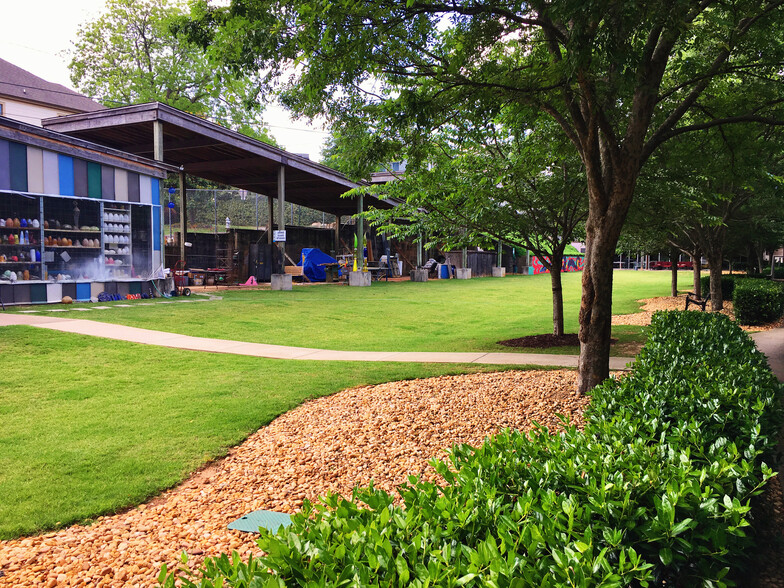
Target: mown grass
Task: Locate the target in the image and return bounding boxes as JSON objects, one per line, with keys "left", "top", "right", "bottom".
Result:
{"left": 0, "top": 270, "right": 692, "bottom": 539}
{"left": 20, "top": 271, "right": 694, "bottom": 354}
{"left": 0, "top": 326, "right": 506, "bottom": 540}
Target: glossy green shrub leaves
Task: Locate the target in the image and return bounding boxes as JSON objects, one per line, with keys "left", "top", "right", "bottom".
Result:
{"left": 160, "top": 311, "right": 781, "bottom": 588}
{"left": 700, "top": 275, "right": 737, "bottom": 301}
{"left": 733, "top": 278, "right": 784, "bottom": 325}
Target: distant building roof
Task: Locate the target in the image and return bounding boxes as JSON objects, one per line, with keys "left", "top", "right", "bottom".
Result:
{"left": 0, "top": 58, "right": 105, "bottom": 114}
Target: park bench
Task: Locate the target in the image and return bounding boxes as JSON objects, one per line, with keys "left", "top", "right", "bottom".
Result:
{"left": 284, "top": 265, "right": 305, "bottom": 279}
{"left": 685, "top": 291, "right": 710, "bottom": 311}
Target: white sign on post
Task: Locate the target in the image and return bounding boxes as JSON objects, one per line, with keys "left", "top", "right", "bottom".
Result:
{"left": 273, "top": 230, "right": 287, "bottom": 242}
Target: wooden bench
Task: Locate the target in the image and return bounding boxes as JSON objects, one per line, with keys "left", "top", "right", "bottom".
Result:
{"left": 284, "top": 265, "right": 306, "bottom": 279}
{"left": 685, "top": 291, "right": 710, "bottom": 311}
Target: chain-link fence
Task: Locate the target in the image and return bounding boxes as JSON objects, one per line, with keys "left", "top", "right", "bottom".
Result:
{"left": 162, "top": 189, "right": 336, "bottom": 243}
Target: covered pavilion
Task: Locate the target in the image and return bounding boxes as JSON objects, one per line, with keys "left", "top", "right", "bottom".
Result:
{"left": 43, "top": 102, "right": 387, "bottom": 266}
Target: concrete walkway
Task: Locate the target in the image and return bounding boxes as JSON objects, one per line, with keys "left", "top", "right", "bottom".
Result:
{"left": 0, "top": 313, "right": 636, "bottom": 370}
{"left": 751, "top": 330, "right": 784, "bottom": 382}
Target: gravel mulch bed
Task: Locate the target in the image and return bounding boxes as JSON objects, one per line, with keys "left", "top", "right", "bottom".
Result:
{"left": 612, "top": 295, "right": 784, "bottom": 332}
{"left": 0, "top": 370, "right": 586, "bottom": 588}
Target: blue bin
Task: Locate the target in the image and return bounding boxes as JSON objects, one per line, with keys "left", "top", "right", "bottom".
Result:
{"left": 439, "top": 264, "right": 450, "bottom": 279}
{"left": 76, "top": 282, "right": 91, "bottom": 301}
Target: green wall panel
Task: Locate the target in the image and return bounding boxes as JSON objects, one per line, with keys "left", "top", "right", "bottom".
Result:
{"left": 8, "top": 142, "right": 27, "bottom": 192}
{"left": 87, "top": 162, "right": 102, "bottom": 198}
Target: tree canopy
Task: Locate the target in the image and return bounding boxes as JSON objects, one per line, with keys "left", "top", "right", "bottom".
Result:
{"left": 69, "top": 0, "right": 276, "bottom": 143}
{"left": 183, "top": 0, "right": 784, "bottom": 392}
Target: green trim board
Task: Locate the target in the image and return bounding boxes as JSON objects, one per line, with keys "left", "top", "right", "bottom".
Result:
{"left": 228, "top": 509, "right": 292, "bottom": 534}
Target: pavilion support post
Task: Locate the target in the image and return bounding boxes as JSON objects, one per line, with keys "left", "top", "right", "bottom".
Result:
{"left": 267, "top": 195, "right": 273, "bottom": 244}
{"left": 356, "top": 193, "right": 364, "bottom": 270}
{"left": 277, "top": 165, "right": 286, "bottom": 261}
{"left": 456, "top": 247, "right": 471, "bottom": 279}
{"left": 334, "top": 214, "right": 341, "bottom": 253}
{"left": 153, "top": 120, "right": 164, "bottom": 162}
{"left": 178, "top": 168, "right": 187, "bottom": 263}
{"left": 416, "top": 233, "right": 423, "bottom": 267}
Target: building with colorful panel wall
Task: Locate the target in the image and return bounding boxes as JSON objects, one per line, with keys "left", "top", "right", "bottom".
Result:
{"left": 0, "top": 116, "right": 175, "bottom": 305}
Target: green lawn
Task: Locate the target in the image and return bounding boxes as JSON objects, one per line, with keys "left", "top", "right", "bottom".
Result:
{"left": 18, "top": 271, "right": 694, "bottom": 354}
{"left": 0, "top": 326, "right": 510, "bottom": 540}
{"left": 0, "top": 270, "right": 692, "bottom": 539}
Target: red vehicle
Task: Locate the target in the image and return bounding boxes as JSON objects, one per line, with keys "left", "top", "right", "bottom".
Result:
{"left": 650, "top": 261, "right": 672, "bottom": 270}
{"left": 650, "top": 260, "right": 693, "bottom": 270}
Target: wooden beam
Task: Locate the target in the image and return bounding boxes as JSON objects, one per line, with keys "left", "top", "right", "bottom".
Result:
{"left": 128, "top": 136, "right": 225, "bottom": 155}
{"left": 182, "top": 156, "right": 278, "bottom": 174}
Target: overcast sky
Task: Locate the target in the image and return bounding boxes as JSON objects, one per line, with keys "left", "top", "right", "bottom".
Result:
{"left": 0, "top": 0, "right": 331, "bottom": 160}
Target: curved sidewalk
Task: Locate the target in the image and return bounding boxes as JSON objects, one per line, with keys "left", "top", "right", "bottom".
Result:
{"left": 0, "top": 313, "right": 636, "bottom": 370}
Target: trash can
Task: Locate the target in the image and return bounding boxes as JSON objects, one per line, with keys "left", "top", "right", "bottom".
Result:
{"left": 438, "top": 264, "right": 450, "bottom": 279}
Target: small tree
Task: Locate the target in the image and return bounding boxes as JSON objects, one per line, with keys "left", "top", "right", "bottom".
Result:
{"left": 358, "top": 116, "right": 586, "bottom": 336}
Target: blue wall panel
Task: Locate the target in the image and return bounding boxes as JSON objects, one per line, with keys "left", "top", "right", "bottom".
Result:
{"left": 150, "top": 178, "right": 160, "bottom": 206}
{"left": 0, "top": 140, "right": 10, "bottom": 191}
{"left": 58, "top": 155, "right": 75, "bottom": 196}
{"left": 152, "top": 205, "right": 161, "bottom": 251}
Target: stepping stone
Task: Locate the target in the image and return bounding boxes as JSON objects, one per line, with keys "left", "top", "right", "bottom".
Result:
{"left": 92, "top": 306, "right": 112, "bottom": 309}
{"left": 71, "top": 308, "right": 92, "bottom": 311}
{"left": 18, "top": 310, "right": 39, "bottom": 313}
{"left": 228, "top": 509, "right": 292, "bottom": 534}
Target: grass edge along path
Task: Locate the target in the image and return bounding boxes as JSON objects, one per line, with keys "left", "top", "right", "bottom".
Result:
{"left": 0, "top": 325, "right": 518, "bottom": 540}
{"left": 8, "top": 271, "right": 693, "bottom": 354}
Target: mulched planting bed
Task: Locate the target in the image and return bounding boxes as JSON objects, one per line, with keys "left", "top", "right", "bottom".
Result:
{"left": 0, "top": 370, "right": 587, "bottom": 587}
{"left": 498, "top": 333, "right": 618, "bottom": 348}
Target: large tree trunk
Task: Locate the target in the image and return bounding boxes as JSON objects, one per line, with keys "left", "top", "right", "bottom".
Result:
{"left": 550, "top": 253, "right": 565, "bottom": 336}
{"left": 577, "top": 206, "right": 628, "bottom": 395}
{"left": 692, "top": 251, "right": 701, "bottom": 298}
{"left": 706, "top": 251, "right": 724, "bottom": 311}
{"left": 670, "top": 246, "right": 678, "bottom": 297}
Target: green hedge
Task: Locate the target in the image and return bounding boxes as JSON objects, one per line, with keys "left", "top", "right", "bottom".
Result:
{"left": 733, "top": 278, "right": 784, "bottom": 325}
{"left": 699, "top": 275, "right": 737, "bottom": 301}
{"left": 160, "top": 312, "right": 782, "bottom": 588}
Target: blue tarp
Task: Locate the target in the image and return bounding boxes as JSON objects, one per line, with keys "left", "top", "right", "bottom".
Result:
{"left": 298, "top": 248, "right": 340, "bottom": 282}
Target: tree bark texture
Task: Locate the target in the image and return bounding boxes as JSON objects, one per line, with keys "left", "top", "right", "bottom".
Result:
{"left": 707, "top": 252, "right": 724, "bottom": 311}
{"left": 577, "top": 198, "right": 631, "bottom": 394}
{"left": 670, "top": 246, "right": 679, "bottom": 297}
{"left": 550, "top": 253, "right": 565, "bottom": 336}
{"left": 692, "top": 253, "right": 701, "bottom": 298}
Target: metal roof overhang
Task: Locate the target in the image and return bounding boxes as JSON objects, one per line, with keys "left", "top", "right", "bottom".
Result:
{"left": 42, "top": 102, "right": 381, "bottom": 217}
